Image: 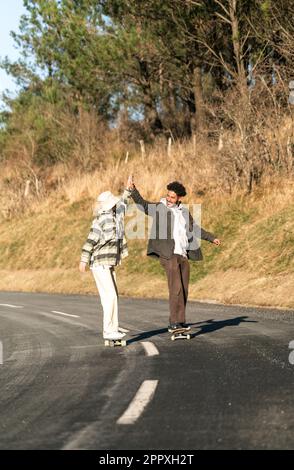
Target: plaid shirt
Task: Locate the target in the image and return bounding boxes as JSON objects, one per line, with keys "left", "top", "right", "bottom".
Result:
{"left": 81, "top": 189, "right": 131, "bottom": 267}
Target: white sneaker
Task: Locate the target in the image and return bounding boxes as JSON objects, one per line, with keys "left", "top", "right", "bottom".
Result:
{"left": 104, "top": 331, "right": 126, "bottom": 340}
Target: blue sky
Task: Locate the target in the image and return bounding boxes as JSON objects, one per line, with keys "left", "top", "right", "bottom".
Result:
{"left": 0, "top": 0, "right": 26, "bottom": 100}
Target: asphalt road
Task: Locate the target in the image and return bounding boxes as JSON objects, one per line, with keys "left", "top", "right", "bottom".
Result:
{"left": 0, "top": 291, "right": 293, "bottom": 450}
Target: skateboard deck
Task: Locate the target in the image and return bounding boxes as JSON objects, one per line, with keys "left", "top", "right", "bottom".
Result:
{"left": 104, "top": 339, "right": 127, "bottom": 347}
{"left": 170, "top": 328, "right": 191, "bottom": 341}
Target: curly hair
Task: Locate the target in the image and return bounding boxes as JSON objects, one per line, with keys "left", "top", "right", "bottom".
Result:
{"left": 166, "top": 181, "right": 187, "bottom": 197}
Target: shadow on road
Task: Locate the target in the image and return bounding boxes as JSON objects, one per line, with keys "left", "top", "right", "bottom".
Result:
{"left": 127, "top": 316, "right": 257, "bottom": 343}
{"left": 189, "top": 316, "right": 257, "bottom": 338}
{"left": 128, "top": 328, "right": 167, "bottom": 344}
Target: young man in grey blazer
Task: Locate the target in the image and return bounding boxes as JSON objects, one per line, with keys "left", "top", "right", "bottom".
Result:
{"left": 126, "top": 177, "right": 221, "bottom": 331}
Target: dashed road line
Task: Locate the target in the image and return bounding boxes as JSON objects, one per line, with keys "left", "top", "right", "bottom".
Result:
{"left": 0, "top": 304, "right": 24, "bottom": 309}
{"left": 37, "top": 311, "right": 90, "bottom": 329}
{"left": 141, "top": 341, "right": 159, "bottom": 356}
{"left": 51, "top": 310, "right": 80, "bottom": 318}
{"left": 117, "top": 380, "right": 158, "bottom": 425}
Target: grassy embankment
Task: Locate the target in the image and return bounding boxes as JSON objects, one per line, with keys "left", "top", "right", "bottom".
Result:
{"left": 0, "top": 149, "right": 293, "bottom": 309}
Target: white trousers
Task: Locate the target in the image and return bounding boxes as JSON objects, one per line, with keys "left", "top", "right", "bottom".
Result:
{"left": 92, "top": 266, "right": 119, "bottom": 336}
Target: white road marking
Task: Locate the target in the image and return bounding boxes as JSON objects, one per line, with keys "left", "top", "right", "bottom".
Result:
{"left": 51, "top": 310, "right": 80, "bottom": 318}
{"left": 0, "top": 304, "right": 24, "bottom": 309}
{"left": 141, "top": 341, "right": 159, "bottom": 356}
{"left": 117, "top": 380, "right": 158, "bottom": 425}
{"left": 37, "top": 311, "right": 90, "bottom": 329}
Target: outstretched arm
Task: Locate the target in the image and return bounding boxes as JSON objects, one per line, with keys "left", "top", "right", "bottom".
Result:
{"left": 189, "top": 213, "right": 221, "bottom": 245}
{"left": 114, "top": 176, "right": 134, "bottom": 216}
{"left": 119, "top": 188, "right": 132, "bottom": 213}
{"left": 126, "top": 175, "right": 155, "bottom": 215}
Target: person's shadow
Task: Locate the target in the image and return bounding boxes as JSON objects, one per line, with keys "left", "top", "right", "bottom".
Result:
{"left": 127, "top": 327, "right": 167, "bottom": 345}
{"left": 189, "top": 316, "right": 257, "bottom": 338}
{"left": 127, "top": 316, "right": 257, "bottom": 344}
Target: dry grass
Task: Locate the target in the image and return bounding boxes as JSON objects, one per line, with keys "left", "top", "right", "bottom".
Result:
{"left": 1, "top": 268, "right": 293, "bottom": 309}
{"left": 1, "top": 128, "right": 294, "bottom": 310}
{"left": 0, "top": 174, "right": 293, "bottom": 309}
{"left": 61, "top": 137, "right": 220, "bottom": 207}
{"left": 0, "top": 135, "right": 220, "bottom": 219}
{"left": 190, "top": 270, "right": 294, "bottom": 309}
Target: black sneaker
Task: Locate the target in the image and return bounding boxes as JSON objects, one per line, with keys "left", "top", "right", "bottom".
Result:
{"left": 168, "top": 323, "right": 181, "bottom": 332}
{"left": 179, "top": 323, "right": 191, "bottom": 331}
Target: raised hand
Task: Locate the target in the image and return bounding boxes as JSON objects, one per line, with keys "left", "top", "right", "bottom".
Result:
{"left": 126, "top": 174, "right": 134, "bottom": 190}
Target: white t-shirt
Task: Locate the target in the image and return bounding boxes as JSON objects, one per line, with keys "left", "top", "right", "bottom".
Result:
{"left": 161, "top": 199, "right": 189, "bottom": 257}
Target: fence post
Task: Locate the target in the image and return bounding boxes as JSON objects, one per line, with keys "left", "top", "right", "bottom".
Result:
{"left": 167, "top": 137, "right": 172, "bottom": 158}
{"left": 218, "top": 134, "right": 224, "bottom": 151}
{"left": 139, "top": 140, "right": 146, "bottom": 160}
{"left": 192, "top": 134, "right": 196, "bottom": 155}
{"left": 24, "top": 180, "right": 31, "bottom": 198}
{"left": 289, "top": 80, "right": 294, "bottom": 105}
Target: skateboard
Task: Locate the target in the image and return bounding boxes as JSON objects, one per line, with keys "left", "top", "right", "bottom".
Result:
{"left": 104, "top": 339, "right": 127, "bottom": 347}
{"left": 170, "top": 328, "right": 191, "bottom": 341}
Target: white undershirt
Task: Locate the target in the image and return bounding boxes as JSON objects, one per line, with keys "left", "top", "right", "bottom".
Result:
{"left": 161, "top": 199, "right": 189, "bottom": 257}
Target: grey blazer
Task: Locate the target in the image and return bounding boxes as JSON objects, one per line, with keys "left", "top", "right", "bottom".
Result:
{"left": 130, "top": 187, "right": 216, "bottom": 261}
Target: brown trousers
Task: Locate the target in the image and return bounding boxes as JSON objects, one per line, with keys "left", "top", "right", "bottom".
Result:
{"left": 160, "top": 254, "right": 190, "bottom": 325}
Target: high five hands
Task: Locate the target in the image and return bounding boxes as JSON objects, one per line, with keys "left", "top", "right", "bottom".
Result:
{"left": 126, "top": 175, "right": 134, "bottom": 190}
{"left": 125, "top": 175, "right": 220, "bottom": 246}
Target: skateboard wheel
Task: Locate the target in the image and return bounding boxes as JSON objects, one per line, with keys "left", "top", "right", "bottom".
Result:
{"left": 104, "top": 339, "right": 127, "bottom": 347}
